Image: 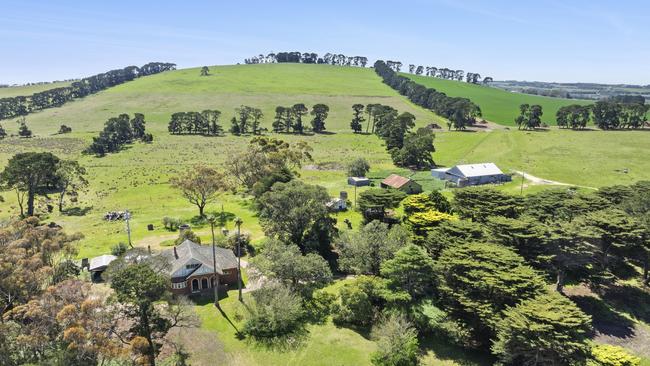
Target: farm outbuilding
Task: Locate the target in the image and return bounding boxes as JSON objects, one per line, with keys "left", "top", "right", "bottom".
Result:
{"left": 348, "top": 177, "right": 370, "bottom": 186}
{"left": 88, "top": 254, "right": 117, "bottom": 282}
{"left": 432, "top": 163, "right": 510, "bottom": 187}
{"left": 380, "top": 174, "right": 422, "bottom": 194}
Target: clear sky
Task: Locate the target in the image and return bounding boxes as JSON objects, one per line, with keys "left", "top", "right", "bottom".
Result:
{"left": 1, "top": 0, "right": 649, "bottom": 85}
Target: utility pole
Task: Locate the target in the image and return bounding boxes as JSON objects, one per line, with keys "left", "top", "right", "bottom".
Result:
{"left": 520, "top": 172, "right": 525, "bottom": 195}
{"left": 208, "top": 215, "right": 220, "bottom": 308}
{"left": 234, "top": 217, "right": 243, "bottom": 302}
{"left": 124, "top": 210, "right": 133, "bottom": 248}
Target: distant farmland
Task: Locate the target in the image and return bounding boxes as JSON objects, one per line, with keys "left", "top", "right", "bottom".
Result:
{"left": 402, "top": 73, "right": 591, "bottom": 126}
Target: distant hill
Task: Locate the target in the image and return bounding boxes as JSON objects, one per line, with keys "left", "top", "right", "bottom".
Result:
{"left": 15, "top": 64, "right": 443, "bottom": 135}
{"left": 0, "top": 81, "right": 71, "bottom": 98}
{"left": 402, "top": 73, "right": 591, "bottom": 126}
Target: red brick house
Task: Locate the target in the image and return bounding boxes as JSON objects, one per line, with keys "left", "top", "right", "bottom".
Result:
{"left": 161, "top": 239, "right": 239, "bottom": 295}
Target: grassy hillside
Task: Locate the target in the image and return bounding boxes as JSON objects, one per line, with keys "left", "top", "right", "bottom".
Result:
{"left": 0, "top": 63, "right": 648, "bottom": 258}
{"left": 402, "top": 73, "right": 591, "bottom": 126}
{"left": 0, "top": 63, "right": 649, "bottom": 365}
{"left": 0, "top": 81, "right": 71, "bottom": 98}
{"left": 4, "top": 64, "right": 442, "bottom": 135}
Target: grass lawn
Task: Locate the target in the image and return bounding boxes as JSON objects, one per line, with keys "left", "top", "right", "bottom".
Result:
{"left": 192, "top": 279, "right": 491, "bottom": 366}
{"left": 402, "top": 73, "right": 592, "bottom": 126}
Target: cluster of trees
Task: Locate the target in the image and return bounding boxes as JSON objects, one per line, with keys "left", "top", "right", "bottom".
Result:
{"left": 230, "top": 105, "right": 264, "bottom": 135}
{"left": 272, "top": 104, "right": 330, "bottom": 133}
{"left": 351, "top": 103, "right": 436, "bottom": 169}
{"left": 407, "top": 64, "right": 492, "bottom": 84}
{"left": 0, "top": 62, "right": 175, "bottom": 120}
{"left": 374, "top": 60, "right": 482, "bottom": 131}
{"left": 168, "top": 110, "right": 223, "bottom": 135}
{"left": 86, "top": 113, "right": 152, "bottom": 156}
{"left": 555, "top": 101, "right": 649, "bottom": 130}
{"left": 244, "top": 52, "right": 368, "bottom": 67}
{"left": 0, "top": 217, "right": 197, "bottom": 366}
{"left": 0, "top": 152, "right": 88, "bottom": 216}
{"left": 515, "top": 104, "right": 545, "bottom": 130}
{"left": 329, "top": 183, "right": 650, "bottom": 365}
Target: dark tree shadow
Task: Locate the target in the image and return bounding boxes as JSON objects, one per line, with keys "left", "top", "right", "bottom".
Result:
{"left": 419, "top": 335, "right": 494, "bottom": 366}
{"left": 62, "top": 206, "right": 93, "bottom": 216}
{"left": 601, "top": 285, "right": 650, "bottom": 324}
{"left": 570, "top": 295, "right": 635, "bottom": 338}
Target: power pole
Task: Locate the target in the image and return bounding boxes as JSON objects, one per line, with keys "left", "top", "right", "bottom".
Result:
{"left": 520, "top": 172, "right": 525, "bottom": 195}
{"left": 235, "top": 217, "right": 243, "bottom": 302}
{"left": 208, "top": 216, "right": 220, "bottom": 308}
{"left": 124, "top": 210, "right": 133, "bottom": 248}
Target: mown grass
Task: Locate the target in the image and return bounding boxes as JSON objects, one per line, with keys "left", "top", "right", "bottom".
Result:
{"left": 402, "top": 73, "right": 592, "bottom": 126}
{"left": 193, "top": 279, "right": 490, "bottom": 366}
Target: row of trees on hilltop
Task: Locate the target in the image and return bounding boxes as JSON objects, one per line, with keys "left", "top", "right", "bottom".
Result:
{"left": 244, "top": 52, "right": 368, "bottom": 67}
{"left": 0, "top": 62, "right": 176, "bottom": 120}
{"left": 374, "top": 60, "right": 483, "bottom": 130}
{"left": 407, "top": 64, "right": 493, "bottom": 84}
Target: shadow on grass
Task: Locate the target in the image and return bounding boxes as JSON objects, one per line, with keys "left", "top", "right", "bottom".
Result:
{"left": 62, "top": 206, "right": 93, "bottom": 216}
{"left": 601, "top": 285, "right": 650, "bottom": 324}
{"left": 419, "top": 335, "right": 494, "bottom": 366}
{"left": 570, "top": 295, "right": 635, "bottom": 338}
{"left": 188, "top": 210, "right": 237, "bottom": 227}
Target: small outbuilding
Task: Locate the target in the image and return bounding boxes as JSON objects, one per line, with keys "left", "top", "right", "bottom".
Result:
{"left": 380, "top": 174, "right": 422, "bottom": 194}
{"left": 348, "top": 177, "right": 370, "bottom": 187}
{"left": 88, "top": 254, "right": 118, "bottom": 282}
{"left": 432, "top": 163, "right": 510, "bottom": 187}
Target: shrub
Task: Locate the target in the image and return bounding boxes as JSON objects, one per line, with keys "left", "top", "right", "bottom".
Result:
{"left": 347, "top": 157, "right": 371, "bottom": 177}
{"left": 304, "top": 289, "right": 336, "bottom": 324}
{"left": 111, "top": 242, "right": 129, "bottom": 256}
{"left": 589, "top": 345, "right": 640, "bottom": 366}
{"left": 242, "top": 284, "right": 305, "bottom": 340}
{"left": 174, "top": 229, "right": 201, "bottom": 245}
{"left": 162, "top": 216, "right": 182, "bottom": 231}
{"left": 370, "top": 314, "right": 420, "bottom": 366}
{"left": 409, "top": 299, "right": 474, "bottom": 348}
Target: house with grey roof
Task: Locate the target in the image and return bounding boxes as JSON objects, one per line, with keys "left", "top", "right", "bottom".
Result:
{"left": 160, "top": 239, "right": 239, "bottom": 295}
{"left": 432, "top": 163, "right": 511, "bottom": 187}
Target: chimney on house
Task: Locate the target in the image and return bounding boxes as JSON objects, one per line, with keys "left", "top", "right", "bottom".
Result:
{"left": 173, "top": 246, "right": 178, "bottom": 259}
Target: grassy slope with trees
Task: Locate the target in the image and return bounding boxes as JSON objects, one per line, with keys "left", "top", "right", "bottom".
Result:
{"left": 1, "top": 63, "right": 650, "bottom": 365}
{"left": 0, "top": 81, "right": 72, "bottom": 98}
{"left": 403, "top": 73, "right": 592, "bottom": 126}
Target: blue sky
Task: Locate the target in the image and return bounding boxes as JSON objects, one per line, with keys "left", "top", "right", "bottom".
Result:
{"left": 1, "top": 0, "right": 649, "bottom": 85}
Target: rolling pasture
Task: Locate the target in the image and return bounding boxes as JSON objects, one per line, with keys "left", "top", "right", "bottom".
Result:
{"left": 1, "top": 62, "right": 650, "bottom": 365}
{"left": 403, "top": 73, "right": 592, "bottom": 126}
{"left": 0, "top": 63, "right": 648, "bottom": 258}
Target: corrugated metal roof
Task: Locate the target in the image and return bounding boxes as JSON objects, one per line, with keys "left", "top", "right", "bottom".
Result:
{"left": 452, "top": 163, "right": 504, "bottom": 178}
{"left": 89, "top": 254, "right": 117, "bottom": 271}
{"left": 382, "top": 174, "right": 411, "bottom": 188}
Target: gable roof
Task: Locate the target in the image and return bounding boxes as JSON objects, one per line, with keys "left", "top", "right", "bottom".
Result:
{"left": 160, "top": 240, "right": 238, "bottom": 279}
{"left": 449, "top": 163, "right": 504, "bottom": 178}
{"left": 382, "top": 174, "right": 412, "bottom": 189}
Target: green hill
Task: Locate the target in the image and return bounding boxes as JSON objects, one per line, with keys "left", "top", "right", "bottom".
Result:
{"left": 402, "top": 73, "right": 591, "bottom": 126}
{"left": 0, "top": 63, "right": 648, "bottom": 259}
{"left": 0, "top": 81, "right": 71, "bottom": 98}
{"left": 11, "top": 64, "right": 441, "bottom": 135}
